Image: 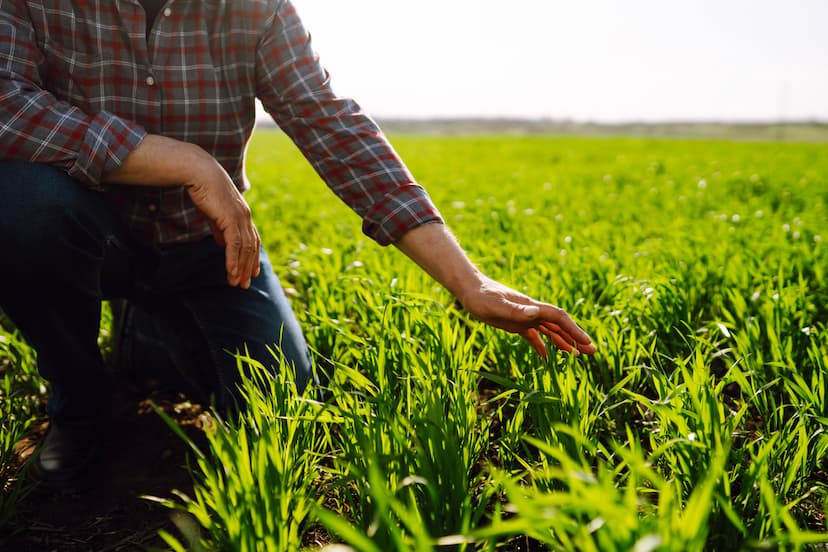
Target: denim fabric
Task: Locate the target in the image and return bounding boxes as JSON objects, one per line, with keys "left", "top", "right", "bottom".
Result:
{"left": 0, "top": 161, "right": 313, "bottom": 422}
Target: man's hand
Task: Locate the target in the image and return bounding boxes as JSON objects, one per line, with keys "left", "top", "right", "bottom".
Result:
{"left": 396, "top": 223, "right": 596, "bottom": 359}
{"left": 184, "top": 156, "right": 261, "bottom": 289}
{"left": 104, "top": 135, "right": 260, "bottom": 288}
{"left": 458, "top": 275, "right": 596, "bottom": 360}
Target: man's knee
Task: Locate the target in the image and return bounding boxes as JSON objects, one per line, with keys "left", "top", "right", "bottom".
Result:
{"left": 0, "top": 162, "right": 112, "bottom": 270}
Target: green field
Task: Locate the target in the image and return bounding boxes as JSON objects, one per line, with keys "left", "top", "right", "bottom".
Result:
{"left": 2, "top": 130, "right": 827, "bottom": 550}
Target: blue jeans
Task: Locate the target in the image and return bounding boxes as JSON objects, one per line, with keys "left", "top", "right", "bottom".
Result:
{"left": 0, "top": 162, "right": 313, "bottom": 423}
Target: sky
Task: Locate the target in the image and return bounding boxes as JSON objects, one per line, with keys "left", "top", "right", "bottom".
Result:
{"left": 260, "top": 0, "right": 828, "bottom": 123}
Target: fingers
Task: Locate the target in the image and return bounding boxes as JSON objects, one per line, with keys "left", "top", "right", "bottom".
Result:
{"left": 224, "top": 221, "right": 260, "bottom": 289}
{"left": 523, "top": 303, "right": 596, "bottom": 356}
{"left": 522, "top": 328, "right": 548, "bottom": 360}
{"left": 537, "top": 305, "right": 595, "bottom": 352}
{"left": 539, "top": 321, "right": 576, "bottom": 347}
{"left": 238, "top": 225, "right": 260, "bottom": 289}
{"left": 538, "top": 322, "right": 578, "bottom": 355}
{"left": 223, "top": 226, "right": 242, "bottom": 286}
{"left": 575, "top": 341, "right": 597, "bottom": 355}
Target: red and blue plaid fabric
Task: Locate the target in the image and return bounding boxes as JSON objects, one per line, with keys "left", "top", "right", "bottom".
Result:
{"left": 0, "top": 0, "right": 442, "bottom": 245}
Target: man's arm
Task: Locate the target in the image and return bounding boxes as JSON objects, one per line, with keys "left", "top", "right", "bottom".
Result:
{"left": 255, "top": 1, "right": 442, "bottom": 247}
{"left": 257, "top": 0, "right": 595, "bottom": 357}
{"left": 104, "top": 135, "right": 261, "bottom": 289}
{"left": 396, "top": 223, "right": 596, "bottom": 359}
{"left": 0, "top": 5, "right": 144, "bottom": 185}
{"left": 0, "top": 7, "right": 258, "bottom": 288}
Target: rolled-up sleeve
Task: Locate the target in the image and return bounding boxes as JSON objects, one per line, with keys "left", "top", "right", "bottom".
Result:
{"left": 0, "top": 5, "right": 145, "bottom": 186}
{"left": 255, "top": 0, "right": 443, "bottom": 245}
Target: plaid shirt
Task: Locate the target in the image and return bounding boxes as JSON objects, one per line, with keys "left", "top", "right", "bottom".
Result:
{"left": 0, "top": 0, "right": 442, "bottom": 246}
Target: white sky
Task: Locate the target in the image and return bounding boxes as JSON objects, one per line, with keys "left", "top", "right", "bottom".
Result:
{"left": 259, "top": 0, "right": 828, "bottom": 122}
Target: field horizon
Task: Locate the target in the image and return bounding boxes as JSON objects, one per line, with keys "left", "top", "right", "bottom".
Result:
{"left": 255, "top": 117, "right": 828, "bottom": 143}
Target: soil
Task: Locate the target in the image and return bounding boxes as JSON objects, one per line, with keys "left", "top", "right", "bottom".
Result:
{"left": 1, "top": 377, "right": 208, "bottom": 552}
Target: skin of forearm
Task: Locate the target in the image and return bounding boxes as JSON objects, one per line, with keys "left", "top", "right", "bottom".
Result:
{"left": 103, "top": 134, "right": 210, "bottom": 187}
{"left": 395, "top": 222, "right": 485, "bottom": 304}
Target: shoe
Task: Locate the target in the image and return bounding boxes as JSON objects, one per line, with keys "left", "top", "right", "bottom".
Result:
{"left": 32, "top": 421, "right": 104, "bottom": 483}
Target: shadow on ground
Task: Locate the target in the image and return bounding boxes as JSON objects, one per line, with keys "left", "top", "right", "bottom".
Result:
{"left": 1, "top": 378, "right": 206, "bottom": 551}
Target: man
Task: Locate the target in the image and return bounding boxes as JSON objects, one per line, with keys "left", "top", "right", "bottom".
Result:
{"left": 0, "top": 0, "right": 596, "bottom": 482}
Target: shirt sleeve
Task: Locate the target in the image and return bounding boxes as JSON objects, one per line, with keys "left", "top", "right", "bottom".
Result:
{"left": 255, "top": 0, "right": 444, "bottom": 246}
{"left": 0, "top": 5, "right": 146, "bottom": 187}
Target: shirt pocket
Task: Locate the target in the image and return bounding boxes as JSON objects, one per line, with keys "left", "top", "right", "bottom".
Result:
{"left": 40, "top": 38, "right": 115, "bottom": 112}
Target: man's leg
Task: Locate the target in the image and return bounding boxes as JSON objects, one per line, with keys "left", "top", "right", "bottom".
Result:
{"left": 0, "top": 162, "right": 135, "bottom": 479}
{"left": 124, "top": 237, "right": 314, "bottom": 410}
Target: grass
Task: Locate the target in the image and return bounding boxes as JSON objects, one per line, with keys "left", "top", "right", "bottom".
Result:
{"left": 0, "top": 315, "right": 43, "bottom": 528}
{"left": 1, "top": 131, "right": 827, "bottom": 550}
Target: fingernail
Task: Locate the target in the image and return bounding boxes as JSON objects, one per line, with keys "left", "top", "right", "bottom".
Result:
{"left": 525, "top": 306, "right": 540, "bottom": 317}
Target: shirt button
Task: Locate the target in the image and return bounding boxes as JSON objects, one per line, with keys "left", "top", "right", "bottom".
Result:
{"left": 146, "top": 75, "right": 155, "bottom": 86}
{"left": 148, "top": 203, "right": 158, "bottom": 212}
{"left": 163, "top": 7, "right": 172, "bottom": 16}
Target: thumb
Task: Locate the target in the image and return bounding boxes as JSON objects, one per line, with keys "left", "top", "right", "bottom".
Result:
{"left": 208, "top": 220, "right": 227, "bottom": 248}
{"left": 517, "top": 303, "right": 540, "bottom": 319}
